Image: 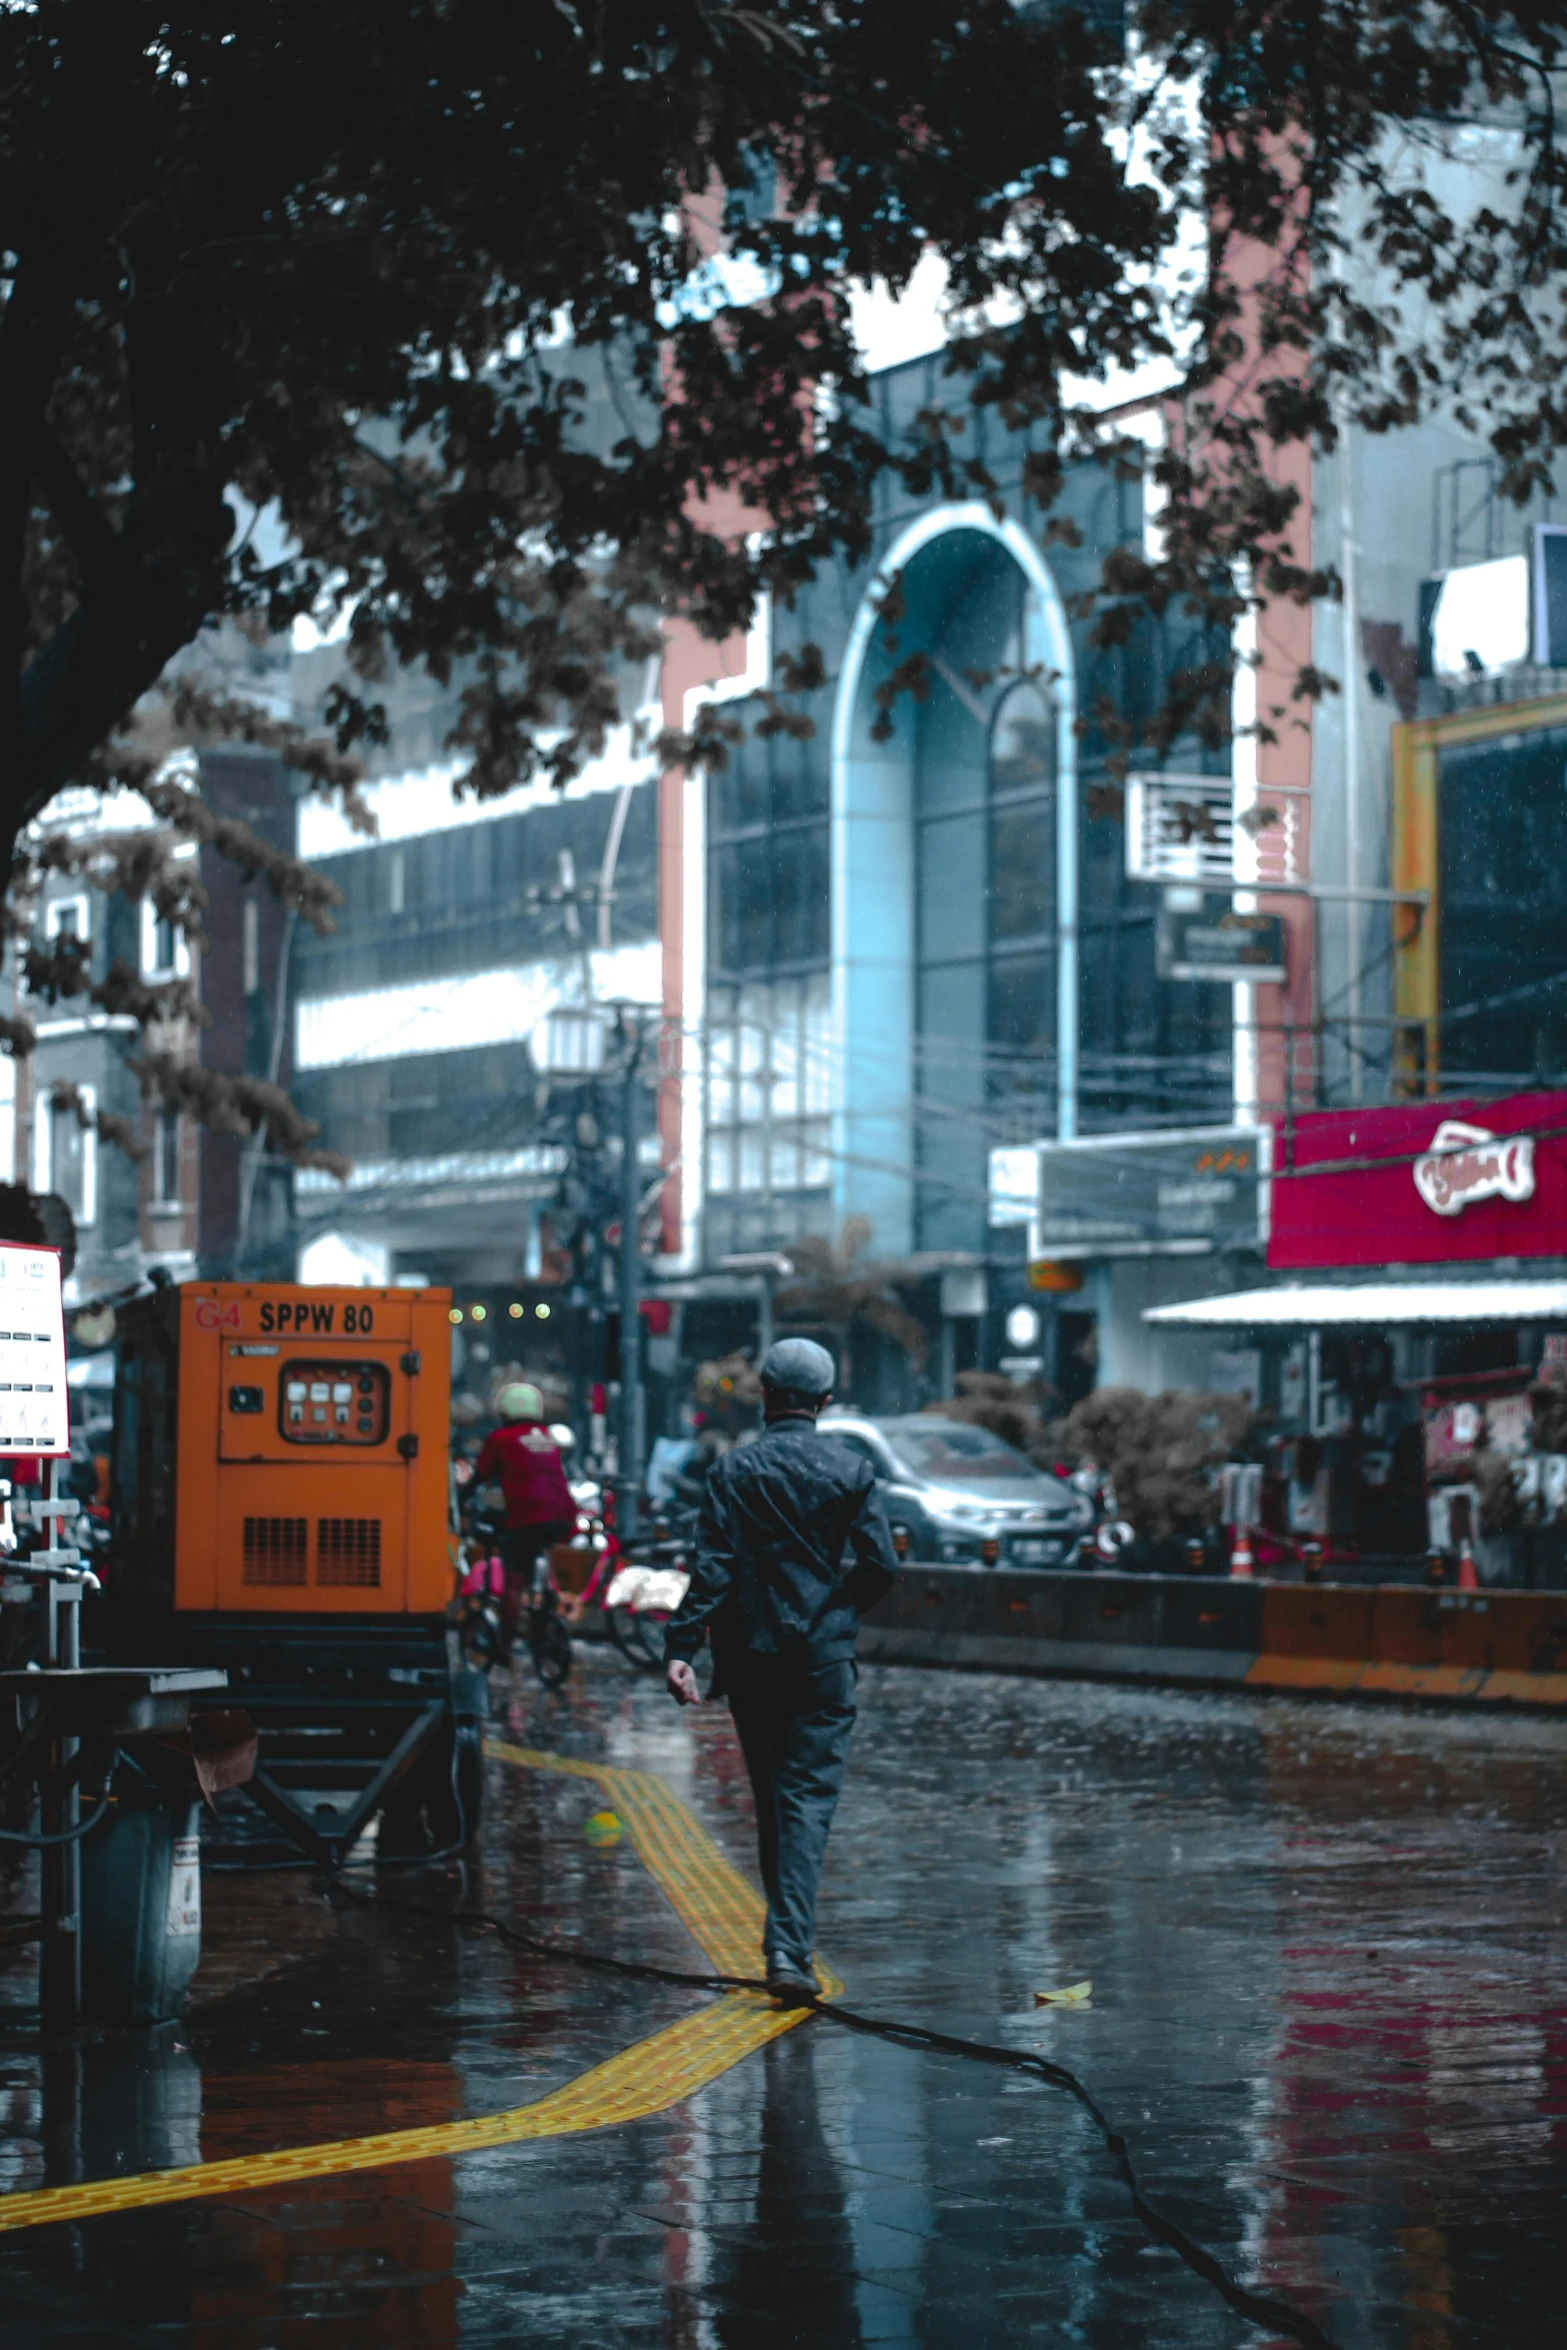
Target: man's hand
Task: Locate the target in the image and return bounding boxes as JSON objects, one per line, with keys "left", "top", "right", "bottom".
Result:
{"left": 666, "top": 1658, "right": 700, "bottom": 1707}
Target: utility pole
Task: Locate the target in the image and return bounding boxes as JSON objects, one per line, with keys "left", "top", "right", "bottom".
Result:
{"left": 616, "top": 1013, "right": 646, "bottom": 1543}
{"left": 1336, "top": 391, "right": 1363, "bottom": 1102}
{"left": 720, "top": 1251, "right": 795, "bottom": 1364}
{"left": 530, "top": 998, "right": 651, "bottom": 1525}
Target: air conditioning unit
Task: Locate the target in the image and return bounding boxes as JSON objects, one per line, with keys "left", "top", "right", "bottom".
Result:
{"left": 1124, "top": 773, "right": 1236, "bottom": 888}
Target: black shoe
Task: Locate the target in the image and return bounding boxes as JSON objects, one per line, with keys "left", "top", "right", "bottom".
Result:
{"left": 764, "top": 1961, "right": 818, "bottom": 2007}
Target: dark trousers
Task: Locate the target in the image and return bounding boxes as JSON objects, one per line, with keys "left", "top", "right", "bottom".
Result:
{"left": 499, "top": 1520, "right": 574, "bottom": 1649}
{"left": 727, "top": 1656, "right": 857, "bottom": 1975}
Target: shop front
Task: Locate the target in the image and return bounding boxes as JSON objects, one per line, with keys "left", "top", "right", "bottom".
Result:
{"left": 1144, "top": 1089, "right": 1567, "bottom": 1583}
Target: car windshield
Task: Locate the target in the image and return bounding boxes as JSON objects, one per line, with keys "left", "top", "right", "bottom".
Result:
{"left": 889, "top": 1423, "right": 1046, "bottom": 1485}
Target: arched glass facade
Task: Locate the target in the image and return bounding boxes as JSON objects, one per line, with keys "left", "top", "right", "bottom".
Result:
{"left": 902, "top": 531, "right": 1062, "bottom": 1249}
{"left": 702, "top": 496, "right": 1232, "bottom": 1267}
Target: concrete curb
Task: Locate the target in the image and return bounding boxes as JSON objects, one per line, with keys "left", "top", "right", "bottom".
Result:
{"left": 858, "top": 1567, "right": 1567, "bottom": 1707}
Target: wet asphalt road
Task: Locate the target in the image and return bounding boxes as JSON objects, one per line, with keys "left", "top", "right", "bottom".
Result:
{"left": 2, "top": 1649, "right": 1566, "bottom": 2349}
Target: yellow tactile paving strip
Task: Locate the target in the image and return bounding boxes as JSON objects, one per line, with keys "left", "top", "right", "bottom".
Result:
{"left": 493, "top": 1739, "right": 843, "bottom": 1996}
{"left": 0, "top": 1738, "right": 833, "bottom": 2235}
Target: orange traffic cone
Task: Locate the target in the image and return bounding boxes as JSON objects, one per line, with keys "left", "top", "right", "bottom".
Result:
{"left": 1229, "top": 1523, "right": 1255, "bottom": 1579}
{"left": 1456, "top": 1534, "right": 1480, "bottom": 1591}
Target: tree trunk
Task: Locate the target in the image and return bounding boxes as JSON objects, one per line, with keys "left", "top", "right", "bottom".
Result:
{"left": 7, "top": 561, "right": 216, "bottom": 864}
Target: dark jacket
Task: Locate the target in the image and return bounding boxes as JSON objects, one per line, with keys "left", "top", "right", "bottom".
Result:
{"left": 664, "top": 1417, "right": 899, "bottom": 1686}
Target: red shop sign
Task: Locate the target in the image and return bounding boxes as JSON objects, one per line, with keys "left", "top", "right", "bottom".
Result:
{"left": 1268, "top": 1089, "right": 1567, "bottom": 1269}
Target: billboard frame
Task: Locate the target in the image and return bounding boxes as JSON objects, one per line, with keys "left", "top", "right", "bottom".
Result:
{"left": 1033, "top": 1123, "right": 1271, "bottom": 1261}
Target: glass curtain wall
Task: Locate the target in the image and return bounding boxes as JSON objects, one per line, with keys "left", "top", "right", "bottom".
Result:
{"left": 910, "top": 534, "right": 1057, "bottom": 1252}
{"left": 705, "top": 730, "right": 833, "bottom": 1259}
{"left": 1075, "top": 607, "right": 1234, "bottom": 1133}
{"left": 907, "top": 529, "right": 1232, "bottom": 1252}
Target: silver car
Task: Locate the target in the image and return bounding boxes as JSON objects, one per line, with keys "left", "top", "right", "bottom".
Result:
{"left": 819, "top": 1413, "right": 1093, "bottom": 1568}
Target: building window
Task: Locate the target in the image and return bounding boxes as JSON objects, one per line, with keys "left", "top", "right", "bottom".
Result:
{"left": 714, "top": 831, "right": 829, "bottom": 973}
{"left": 242, "top": 899, "right": 261, "bottom": 997}
{"left": 726, "top": 143, "right": 777, "bottom": 230}
{"left": 36, "top": 1084, "right": 96, "bottom": 1227}
{"left": 708, "top": 730, "right": 829, "bottom": 981}
{"left": 45, "top": 895, "right": 90, "bottom": 947}
{"left": 141, "top": 902, "right": 189, "bottom": 979}
{"left": 155, "top": 1112, "right": 181, "bottom": 1209}
{"left": 1429, "top": 718, "right": 1567, "bottom": 1088}
{"left": 901, "top": 555, "right": 1064, "bottom": 1245}
{"left": 984, "top": 678, "right": 1059, "bottom": 1123}
{"left": 704, "top": 720, "right": 832, "bottom": 1254}
{"left": 704, "top": 975, "right": 831, "bottom": 1202}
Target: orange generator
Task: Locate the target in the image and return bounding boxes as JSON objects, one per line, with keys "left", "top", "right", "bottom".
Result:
{"left": 107, "top": 1282, "right": 485, "bottom": 1861}
{"left": 114, "top": 1281, "right": 453, "bottom": 1615}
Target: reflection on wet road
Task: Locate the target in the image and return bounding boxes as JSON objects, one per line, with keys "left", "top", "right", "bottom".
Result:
{"left": 3, "top": 1652, "right": 1565, "bottom": 2346}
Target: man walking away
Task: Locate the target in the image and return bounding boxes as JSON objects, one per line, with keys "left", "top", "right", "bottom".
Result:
{"left": 475, "top": 1384, "right": 577, "bottom": 1656}
{"left": 664, "top": 1338, "right": 899, "bottom": 2003}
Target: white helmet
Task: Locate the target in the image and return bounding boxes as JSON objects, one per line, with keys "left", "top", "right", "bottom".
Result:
{"left": 497, "top": 1382, "right": 544, "bottom": 1422}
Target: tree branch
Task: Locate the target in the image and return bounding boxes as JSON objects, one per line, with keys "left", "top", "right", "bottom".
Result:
{"left": 27, "top": 419, "right": 131, "bottom": 591}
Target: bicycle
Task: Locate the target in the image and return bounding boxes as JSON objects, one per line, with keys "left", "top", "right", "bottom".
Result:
{"left": 452, "top": 1514, "right": 574, "bottom": 1690}
{"left": 547, "top": 1496, "right": 692, "bottom": 1673}
{"left": 523, "top": 1578, "right": 574, "bottom": 1690}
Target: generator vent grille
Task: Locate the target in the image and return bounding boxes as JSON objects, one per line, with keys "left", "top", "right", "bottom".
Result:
{"left": 317, "top": 1516, "right": 382, "bottom": 1587}
{"left": 242, "top": 1516, "right": 309, "bottom": 1585}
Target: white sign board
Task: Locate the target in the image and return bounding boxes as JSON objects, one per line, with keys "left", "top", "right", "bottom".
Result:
{"left": 0, "top": 1243, "right": 68, "bottom": 1454}
{"left": 1124, "top": 773, "right": 1236, "bottom": 887}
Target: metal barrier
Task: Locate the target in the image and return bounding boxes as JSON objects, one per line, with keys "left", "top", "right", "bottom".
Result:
{"left": 858, "top": 1564, "right": 1567, "bottom": 1706}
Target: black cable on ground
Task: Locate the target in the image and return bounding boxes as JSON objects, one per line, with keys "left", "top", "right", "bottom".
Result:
{"left": 331, "top": 1879, "right": 1341, "bottom": 2350}
{"left": 205, "top": 1721, "right": 476, "bottom": 1876}
{"left": 819, "top": 1997, "right": 1342, "bottom": 2350}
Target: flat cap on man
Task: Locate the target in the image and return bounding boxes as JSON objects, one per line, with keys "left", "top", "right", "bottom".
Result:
{"left": 759, "top": 1337, "right": 836, "bottom": 1400}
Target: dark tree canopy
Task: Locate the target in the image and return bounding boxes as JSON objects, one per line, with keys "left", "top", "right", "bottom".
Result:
{"left": 4, "top": 0, "right": 1160, "bottom": 838}
{"left": 9, "top": 0, "right": 1567, "bottom": 812}
{"left": 3, "top": 0, "right": 1565, "bottom": 1159}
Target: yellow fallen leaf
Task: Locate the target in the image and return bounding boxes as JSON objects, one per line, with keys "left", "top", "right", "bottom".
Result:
{"left": 1033, "top": 1980, "right": 1093, "bottom": 2007}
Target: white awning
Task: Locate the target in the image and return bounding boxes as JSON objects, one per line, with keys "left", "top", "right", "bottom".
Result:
{"left": 1144, "top": 1278, "right": 1567, "bottom": 1329}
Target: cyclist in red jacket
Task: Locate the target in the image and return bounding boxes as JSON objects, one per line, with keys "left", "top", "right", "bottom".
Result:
{"left": 475, "top": 1384, "right": 577, "bottom": 1654}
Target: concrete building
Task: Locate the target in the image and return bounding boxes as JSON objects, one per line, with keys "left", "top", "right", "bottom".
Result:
{"left": 653, "top": 130, "right": 1567, "bottom": 1421}
{"left": 10, "top": 740, "right": 297, "bottom": 1305}
{"left": 18, "top": 787, "right": 203, "bottom": 1304}
{"left": 655, "top": 351, "right": 1234, "bottom": 1405}
{"left": 17, "top": 106, "right": 1561, "bottom": 1457}
{"left": 285, "top": 686, "right": 662, "bottom": 1297}
{"left": 194, "top": 748, "right": 300, "bottom": 1282}
{"left": 1070, "top": 390, "right": 1567, "bottom": 1402}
